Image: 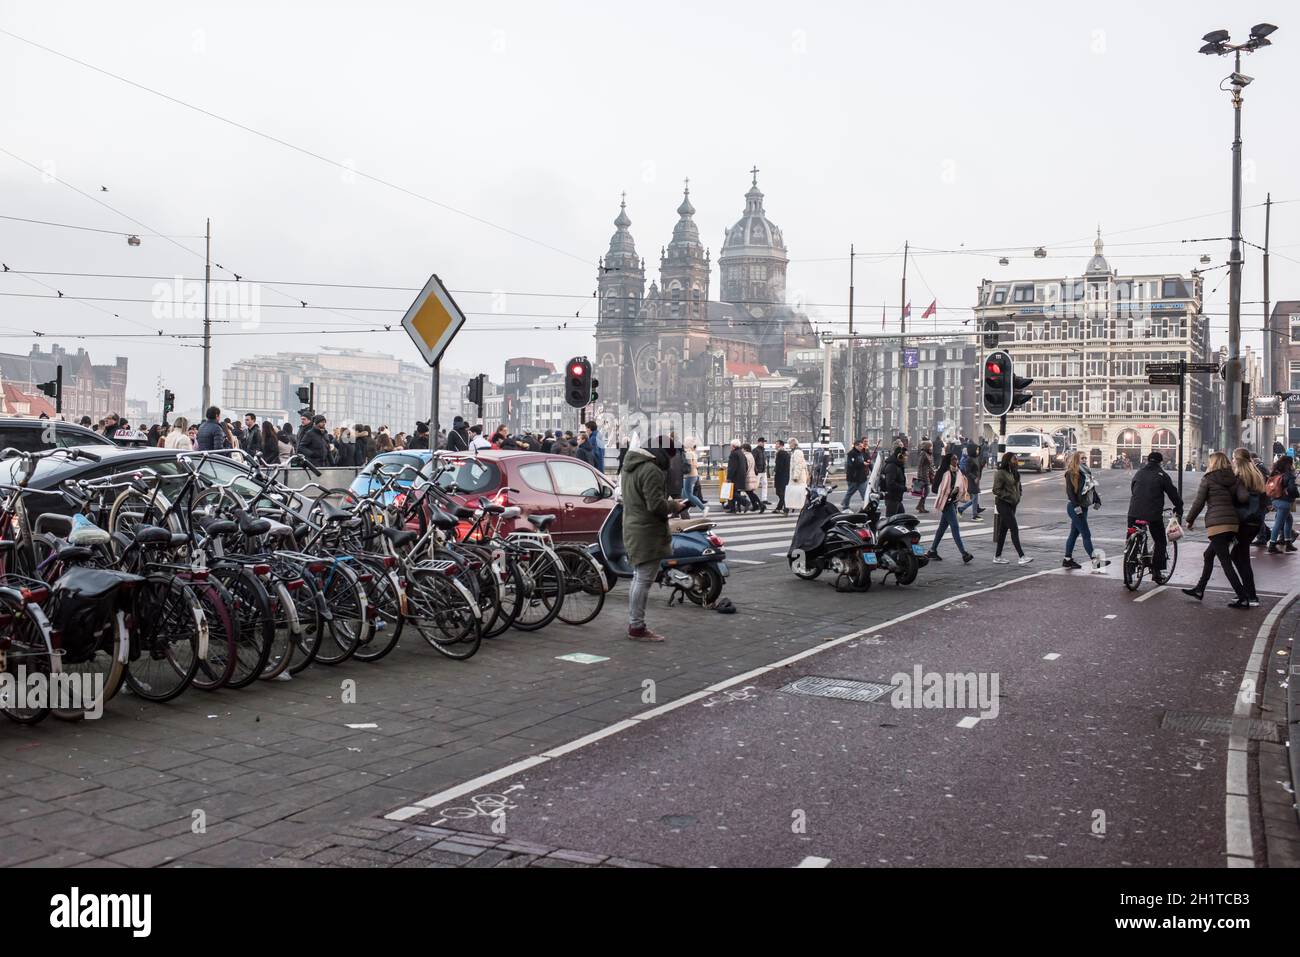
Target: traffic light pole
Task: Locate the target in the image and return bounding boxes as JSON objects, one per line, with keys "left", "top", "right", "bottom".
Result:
{"left": 1178, "top": 360, "right": 1186, "bottom": 500}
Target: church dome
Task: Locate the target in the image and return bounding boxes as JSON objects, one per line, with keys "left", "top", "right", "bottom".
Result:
{"left": 1085, "top": 228, "right": 1110, "bottom": 276}
{"left": 720, "top": 170, "right": 786, "bottom": 258}
{"left": 605, "top": 196, "right": 639, "bottom": 264}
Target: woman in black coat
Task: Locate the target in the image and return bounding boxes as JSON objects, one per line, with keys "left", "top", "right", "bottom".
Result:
{"left": 1182, "top": 451, "right": 1250, "bottom": 606}
{"left": 773, "top": 441, "right": 791, "bottom": 515}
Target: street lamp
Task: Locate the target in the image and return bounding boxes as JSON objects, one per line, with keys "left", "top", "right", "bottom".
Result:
{"left": 1199, "top": 22, "right": 1277, "bottom": 450}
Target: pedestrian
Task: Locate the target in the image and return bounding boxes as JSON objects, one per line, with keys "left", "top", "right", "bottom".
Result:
{"left": 753, "top": 437, "right": 770, "bottom": 506}
{"left": 468, "top": 423, "right": 491, "bottom": 452}
{"left": 682, "top": 439, "right": 707, "bottom": 514}
{"left": 786, "top": 438, "right": 808, "bottom": 514}
{"left": 585, "top": 420, "right": 606, "bottom": 473}
{"left": 196, "top": 406, "right": 225, "bottom": 452}
{"left": 186, "top": 423, "right": 198, "bottom": 446}
{"left": 992, "top": 452, "right": 1032, "bottom": 565}
{"left": 957, "top": 443, "right": 985, "bottom": 521}
{"left": 296, "top": 410, "right": 314, "bottom": 448}
{"left": 1125, "top": 451, "right": 1183, "bottom": 578}
{"left": 541, "top": 430, "right": 555, "bottom": 454}
{"left": 1266, "top": 455, "right": 1297, "bottom": 553}
{"left": 916, "top": 439, "right": 934, "bottom": 513}
{"left": 100, "top": 412, "right": 120, "bottom": 438}
{"left": 925, "top": 452, "right": 973, "bottom": 564}
{"left": 409, "top": 421, "right": 431, "bottom": 450}
{"left": 163, "top": 416, "right": 191, "bottom": 450}
{"left": 490, "top": 425, "right": 509, "bottom": 449}
{"left": 842, "top": 437, "right": 869, "bottom": 509}
{"left": 725, "top": 439, "right": 748, "bottom": 513}
{"left": 299, "top": 414, "right": 331, "bottom": 467}
{"left": 259, "top": 421, "right": 281, "bottom": 466}
{"left": 880, "top": 444, "right": 907, "bottom": 518}
{"left": 666, "top": 434, "right": 685, "bottom": 501}
{"left": 1230, "top": 447, "right": 1267, "bottom": 607}
{"left": 621, "top": 437, "right": 685, "bottom": 642}
{"left": 444, "top": 416, "right": 469, "bottom": 451}
{"left": 146, "top": 423, "right": 161, "bottom": 448}
{"left": 773, "top": 439, "right": 790, "bottom": 515}
{"left": 337, "top": 426, "right": 355, "bottom": 464}
{"left": 1181, "top": 451, "right": 1250, "bottom": 607}
{"left": 242, "top": 413, "right": 261, "bottom": 459}
{"left": 1062, "top": 451, "right": 1106, "bottom": 569}
{"left": 742, "top": 442, "right": 762, "bottom": 512}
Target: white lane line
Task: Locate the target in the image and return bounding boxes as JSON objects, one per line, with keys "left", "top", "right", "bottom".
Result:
{"left": 1224, "top": 584, "right": 1300, "bottom": 866}
{"left": 1042, "top": 653, "right": 1061, "bottom": 661}
{"left": 728, "top": 559, "right": 765, "bottom": 565}
{"left": 387, "top": 567, "right": 1060, "bottom": 823}
{"left": 1103, "top": 614, "right": 1117, "bottom": 619}
{"left": 797, "top": 855, "right": 832, "bottom": 868}
{"left": 1133, "top": 585, "right": 1167, "bottom": 603}
{"left": 956, "top": 716, "right": 981, "bottom": 729}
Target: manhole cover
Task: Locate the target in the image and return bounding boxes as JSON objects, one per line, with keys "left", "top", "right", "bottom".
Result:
{"left": 1160, "top": 710, "right": 1282, "bottom": 743}
{"left": 781, "top": 676, "right": 897, "bottom": 704}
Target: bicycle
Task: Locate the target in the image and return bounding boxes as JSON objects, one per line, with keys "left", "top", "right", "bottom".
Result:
{"left": 1123, "top": 508, "right": 1180, "bottom": 592}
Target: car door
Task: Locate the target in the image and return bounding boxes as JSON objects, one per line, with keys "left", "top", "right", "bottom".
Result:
{"left": 546, "top": 458, "right": 613, "bottom": 543}
{"left": 513, "top": 459, "right": 562, "bottom": 534}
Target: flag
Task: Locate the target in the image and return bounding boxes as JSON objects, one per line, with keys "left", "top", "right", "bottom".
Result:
{"left": 902, "top": 302, "right": 911, "bottom": 319}
{"left": 922, "top": 299, "right": 937, "bottom": 319}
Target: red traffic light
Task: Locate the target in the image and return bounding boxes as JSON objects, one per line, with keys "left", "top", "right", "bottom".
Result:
{"left": 986, "top": 361, "right": 1002, "bottom": 375}
{"left": 570, "top": 364, "right": 585, "bottom": 376}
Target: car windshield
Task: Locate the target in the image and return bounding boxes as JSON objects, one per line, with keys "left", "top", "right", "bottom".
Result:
{"left": 430, "top": 458, "right": 498, "bottom": 494}
{"left": 1006, "top": 436, "right": 1039, "bottom": 449}
{"left": 365, "top": 454, "right": 425, "bottom": 481}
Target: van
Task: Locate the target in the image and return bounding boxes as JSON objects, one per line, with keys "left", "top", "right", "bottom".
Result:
{"left": 1005, "top": 431, "right": 1054, "bottom": 472}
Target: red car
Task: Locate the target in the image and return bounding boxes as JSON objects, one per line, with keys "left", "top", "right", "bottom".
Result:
{"left": 422, "top": 450, "right": 616, "bottom": 543}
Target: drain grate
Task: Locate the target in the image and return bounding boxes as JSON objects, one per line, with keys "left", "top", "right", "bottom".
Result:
{"left": 1159, "top": 710, "right": 1282, "bottom": 743}
{"left": 782, "top": 676, "right": 897, "bottom": 704}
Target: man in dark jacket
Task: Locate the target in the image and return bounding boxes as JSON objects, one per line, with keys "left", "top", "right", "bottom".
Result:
{"left": 445, "top": 417, "right": 470, "bottom": 451}
{"left": 196, "top": 406, "right": 226, "bottom": 452}
{"left": 408, "top": 422, "right": 430, "bottom": 450}
{"left": 541, "top": 431, "right": 555, "bottom": 454}
{"left": 773, "top": 440, "right": 791, "bottom": 514}
{"left": 725, "top": 440, "right": 748, "bottom": 513}
{"left": 1127, "top": 451, "right": 1183, "bottom": 573}
{"left": 880, "top": 446, "right": 908, "bottom": 517}
{"left": 298, "top": 414, "right": 331, "bottom": 467}
{"left": 842, "top": 438, "right": 869, "bottom": 509}
{"left": 242, "top": 413, "right": 261, "bottom": 460}
{"left": 621, "top": 439, "right": 684, "bottom": 642}
{"left": 958, "top": 442, "right": 985, "bottom": 521}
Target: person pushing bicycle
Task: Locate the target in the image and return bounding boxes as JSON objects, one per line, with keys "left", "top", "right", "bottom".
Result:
{"left": 1126, "top": 451, "right": 1183, "bottom": 575}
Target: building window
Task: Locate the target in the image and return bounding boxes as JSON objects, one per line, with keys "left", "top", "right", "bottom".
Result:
{"left": 1291, "top": 361, "right": 1300, "bottom": 391}
{"left": 1013, "top": 285, "right": 1034, "bottom": 303}
{"left": 992, "top": 286, "right": 1008, "bottom": 305}
{"left": 1161, "top": 278, "right": 1187, "bottom": 299}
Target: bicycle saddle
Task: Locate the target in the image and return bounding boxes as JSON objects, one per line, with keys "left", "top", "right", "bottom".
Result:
{"left": 452, "top": 505, "right": 476, "bottom": 521}
{"left": 480, "top": 503, "right": 506, "bottom": 515}
{"left": 56, "top": 544, "right": 95, "bottom": 563}
{"left": 380, "top": 526, "right": 418, "bottom": 548}
{"left": 133, "top": 525, "right": 175, "bottom": 546}
{"left": 317, "top": 499, "right": 354, "bottom": 522}
{"left": 237, "top": 511, "right": 272, "bottom": 536}
{"left": 1132, "top": 519, "right": 1149, "bottom": 526}
{"left": 198, "top": 517, "right": 239, "bottom": 537}
{"left": 429, "top": 509, "right": 459, "bottom": 530}
{"left": 527, "top": 514, "right": 557, "bottom": 531}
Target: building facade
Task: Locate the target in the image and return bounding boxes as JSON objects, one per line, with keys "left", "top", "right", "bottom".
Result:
{"left": 1273, "top": 300, "right": 1300, "bottom": 448}
{"left": 501, "top": 358, "right": 555, "bottom": 432}
{"left": 0, "top": 345, "right": 128, "bottom": 422}
{"left": 972, "top": 233, "right": 1210, "bottom": 466}
{"left": 222, "top": 348, "right": 430, "bottom": 429}
{"left": 593, "top": 172, "right": 816, "bottom": 444}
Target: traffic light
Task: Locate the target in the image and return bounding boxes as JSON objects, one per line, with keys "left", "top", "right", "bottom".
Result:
{"left": 565, "top": 356, "right": 594, "bottom": 408}
{"left": 295, "top": 385, "right": 310, "bottom": 405}
{"left": 37, "top": 365, "right": 63, "bottom": 414}
{"left": 982, "top": 319, "right": 1001, "bottom": 350}
{"left": 1010, "top": 370, "right": 1034, "bottom": 411}
{"left": 466, "top": 373, "right": 487, "bottom": 408}
{"left": 163, "top": 389, "right": 175, "bottom": 415}
{"left": 982, "top": 351, "right": 1011, "bottom": 417}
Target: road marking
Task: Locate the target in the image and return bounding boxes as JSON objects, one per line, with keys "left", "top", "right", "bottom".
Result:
{"left": 386, "top": 567, "right": 1058, "bottom": 822}
{"left": 1224, "top": 583, "right": 1300, "bottom": 867}
{"left": 956, "top": 716, "right": 981, "bottom": 729}
{"left": 1133, "top": 585, "right": 1167, "bottom": 603}
{"left": 555, "top": 653, "right": 609, "bottom": 664}
{"left": 1042, "top": 653, "right": 1061, "bottom": 661}
{"left": 797, "top": 856, "right": 831, "bottom": 868}
{"left": 1103, "top": 614, "right": 1117, "bottom": 619}
{"left": 728, "top": 559, "right": 765, "bottom": 565}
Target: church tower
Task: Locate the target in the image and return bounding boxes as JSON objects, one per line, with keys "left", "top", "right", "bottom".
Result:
{"left": 596, "top": 195, "right": 646, "bottom": 328}
{"left": 718, "top": 168, "right": 788, "bottom": 310}
{"left": 658, "top": 181, "right": 710, "bottom": 323}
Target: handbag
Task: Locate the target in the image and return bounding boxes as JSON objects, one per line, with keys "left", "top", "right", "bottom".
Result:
{"left": 719, "top": 481, "right": 735, "bottom": 502}
{"left": 910, "top": 477, "right": 927, "bottom": 497}
{"left": 1165, "top": 516, "right": 1184, "bottom": 542}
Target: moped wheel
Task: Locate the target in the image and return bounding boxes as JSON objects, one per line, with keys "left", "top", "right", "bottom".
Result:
{"left": 682, "top": 565, "right": 724, "bottom": 607}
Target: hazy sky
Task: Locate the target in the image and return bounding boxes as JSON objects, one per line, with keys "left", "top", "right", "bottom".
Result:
{"left": 2, "top": 0, "right": 1296, "bottom": 414}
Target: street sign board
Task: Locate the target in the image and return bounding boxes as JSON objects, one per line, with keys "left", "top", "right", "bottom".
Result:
{"left": 400, "top": 273, "right": 466, "bottom": 368}
{"left": 1288, "top": 395, "right": 1300, "bottom": 414}
{"left": 1145, "top": 361, "right": 1181, "bottom": 373}
{"left": 902, "top": 347, "right": 919, "bottom": 369}
{"left": 1185, "top": 362, "right": 1220, "bottom": 374}
{"left": 1147, "top": 373, "right": 1183, "bottom": 385}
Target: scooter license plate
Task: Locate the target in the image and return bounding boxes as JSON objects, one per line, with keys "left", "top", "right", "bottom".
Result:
{"left": 862, "top": 551, "right": 878, "bottom": 565}
{"left": 912, "top": 544, "right": 927, "bottom": 556}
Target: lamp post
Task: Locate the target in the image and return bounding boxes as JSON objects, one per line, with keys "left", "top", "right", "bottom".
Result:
{"left": 1199, "top": 23, "right": 1277, "bottom": 450}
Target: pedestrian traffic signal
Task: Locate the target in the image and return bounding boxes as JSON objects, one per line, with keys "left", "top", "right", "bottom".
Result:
{"left": 163, "top": 389, "right": 175, "bottom": 415}
{"left": 565, "top": 356, "right": 593, "bottom": 408}
{"left": 982, "top": 319, "right": 1001, "bottom": 350}
{"left": 982, "top": 351, "right": 1011, "bottom": 417}
{"left": 37, "top": 365, "right": 63, "bottom": 414}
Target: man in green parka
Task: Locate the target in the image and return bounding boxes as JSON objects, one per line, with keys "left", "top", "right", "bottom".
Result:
{"left": 621, "top": 436, "right": 685, "bottom": 642}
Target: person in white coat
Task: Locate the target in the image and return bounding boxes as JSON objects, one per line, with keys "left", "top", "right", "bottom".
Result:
{"left": 785, "top": 438, "right": 809, "bottom": 514}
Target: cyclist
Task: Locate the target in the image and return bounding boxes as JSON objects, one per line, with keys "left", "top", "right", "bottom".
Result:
{"left": 1126, "top": 451, "right": 1183, "bottom": 577}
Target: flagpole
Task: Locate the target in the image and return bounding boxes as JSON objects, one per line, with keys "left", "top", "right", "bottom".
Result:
{"left": 845, "top": 244, "right": 855, "bottom": 447}
{"left": 899, "top": 240, "right": 909, "bottom": 451}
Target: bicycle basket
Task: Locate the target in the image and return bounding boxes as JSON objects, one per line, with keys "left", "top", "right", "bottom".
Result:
{"left": 49, "top": 567, "right": 143, "bottom": 663}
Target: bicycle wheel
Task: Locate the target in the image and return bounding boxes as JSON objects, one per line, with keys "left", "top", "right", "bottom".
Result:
{"left": 51, "top": 607, "right": 128, "bottom": 721}
{"left": 190, "top": 576, "right": 239, "bottom": 691}
{"left": 313, "top": 561, "right": 368, "bottom": 665}
{"left": 0, "top": 593, "right": 56, "bottom": 724}
{"left": 209, "top": 564, "right": 274, "bottom": 688}
{"left": 555, "top": 545, "right": 607, "bottom": 626}
{"left": 437, "top": 545, "right": 499, "bottom": 635}
{"left": 1153, "top": 538, "right": 1178, "bottom": 585}
{"left": 125, "top": 575, "right": 205, "bottom": 702}
{"left": 1122, "top": 536, "right": 1145, "bottom": 592}
{"left": 260, "top": 578, "right": 301, "bottom": 679}
{"left": 509, "top": 546, "right": 566, "bottom": 632}
{"left": 108, "top": 487, "right": 179, "bottom": 549}
{"left": 407, "top": 567, "right": 481, "bottom": 659}
{"left": 352, "top": 558, "right": 404, "bottom": 663}
{"left": 483, "top": 550, "right": 524, "bottom": 638}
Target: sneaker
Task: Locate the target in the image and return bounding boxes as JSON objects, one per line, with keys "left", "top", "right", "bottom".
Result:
{"left": 1017, "top": 556, "right": 1034, "bottom": 565}
{"left": 701, "top": 505, "right": 710, "bottom": 516}
{"left": 925, "top": 550, "right": 942, "bottom": 561}
{"left": 1287, "top": 544, "right": 1298, "bottom": 553}
{"left": 961, "top": 552, "right": 974, "bottom": 564}
{"left": 1181, "top": 587, "right": 1204, "bottom": 601}
{"left": 969, "top": 515, "right": 984, "bottom": 523}
{"left": 1268, "top": 542, "right": 1279, "bottom": 553}
{"left": 627, "top": 626, "right": 665, "bottom": 643}
{"left": 992, "top": 556, "right": 1010, "bottom": 564}
{"left": 1247, "top": 596, "right": 1261, "bottom": 607}
{"left": 1062, "top": 558, "right": 1082, "bottom": 570}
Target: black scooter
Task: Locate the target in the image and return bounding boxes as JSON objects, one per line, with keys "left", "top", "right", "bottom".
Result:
{"left": 588, "top": 502, "right": 730, "bottom": 606}
{"left": 862, "top": 492, "right": 927, "bottom": 585}
{"left": 786, "top": 485, "right": 876, "bottom": 591}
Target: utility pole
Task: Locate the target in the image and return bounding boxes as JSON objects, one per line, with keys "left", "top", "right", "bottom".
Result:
{"left": 1223, "top": 49, "right": 1245, "bottom": 451}
{"left": 821, "top": 332, "right": 833, "bottom": 444}
{"left": 202, "top": 217, "right": 212, "bottom": 410}
{"left": 844, "top": 244, "right": 855, "bottom": 446}
{"left": 1261, "top": 193, "right": 1273, "bottom": 454}
{"left": 899, "top": 240, "right": 909, "bottom": 447}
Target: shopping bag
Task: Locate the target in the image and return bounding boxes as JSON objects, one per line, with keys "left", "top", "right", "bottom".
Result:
{"left": 719, "top": 481, "right": 735, "bottom": 503}
{"left": 785, "top": 484, "right": 807, "bottom": 511}
{"left": 910, "top": 478, "right": 927, "bottom": 497}
{"left": 1165, "top": 516, "right": 1184, "bottom": 542}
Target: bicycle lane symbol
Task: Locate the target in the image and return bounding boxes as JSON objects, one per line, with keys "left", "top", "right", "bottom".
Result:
{"left": 430, "top": 784, "right": 523, "bottom": 830}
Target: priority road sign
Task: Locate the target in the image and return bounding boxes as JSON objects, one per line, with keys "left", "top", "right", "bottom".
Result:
{"left": 1147, "top": 373, "right": 1183, "bottom": 385}
{"left": 401, "top": 274, "right": 466, "bottom": 368}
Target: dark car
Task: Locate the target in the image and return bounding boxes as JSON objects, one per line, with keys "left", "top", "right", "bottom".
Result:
{"left": 426, "top": 450, "right": 615, "bottom": 543}
{"left": 0, "top": 417, "right": 116, "bottom": 454}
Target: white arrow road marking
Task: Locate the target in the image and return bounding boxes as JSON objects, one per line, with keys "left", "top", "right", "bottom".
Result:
{"left": 798, "top": 856, "right": 832, "bottom": 868}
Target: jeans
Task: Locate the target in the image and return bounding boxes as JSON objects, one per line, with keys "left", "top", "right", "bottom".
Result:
{"left": 929, "top": 502, "right": 966, "bottom": 555}
{"left": 1233, "top": 521, "right": 1260, "bottom": 600}
{"left": 1065, "top": 503, "right": 1094, "bottom": 558}
{"left": 682, "top": 474, "right": 705, "bottom": 509}
{"left": 842, "top": 481, "right": 869, "bottom": 509}
{"left": 958, "top": 489, "right": 982, "bottom": 514}
{"left": 1196, "top": 532, "right": 1247, "bottom": 600}
{"left": 1270, "top": 500, "right": 1293, "bottom": 543}
{"left": 628, "top": 561, "right": 658, "bottom": 630}
{"left": 994, "top": 501, "right": 1022, "bottom": 557}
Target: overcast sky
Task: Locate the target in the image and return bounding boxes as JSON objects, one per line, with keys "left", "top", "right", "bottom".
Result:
{"left": 2, "top": 0, "right": 1296, "bottom": 415}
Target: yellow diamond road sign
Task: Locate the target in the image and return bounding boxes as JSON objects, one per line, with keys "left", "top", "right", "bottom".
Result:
{"left": 401, "top": 273, "right": 466, "bottom": 367}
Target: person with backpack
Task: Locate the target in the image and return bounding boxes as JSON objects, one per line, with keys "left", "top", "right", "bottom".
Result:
{"left": 925, "top": 452, "right": 973, "bottom": 564}
{"left": 1126, "top": 451, "right": 1183, "bottom": 577}
{"left": 1182, "top": 451, "right": 1251, "bottom": 607}
{"left": 1266, "top": 455, "right": 1298, "bottom": 553}
{"left": 991, "top": 452, "right": 1032, "bottom": 565}
{"left": 880, "top": 445, "right": 908, "bottom": 518}
{"left": 1063, "top": 451, "right": 1105, "bottom": 569}
{"left": 957, "top": 442, "right": 985, "bottom": 522}
{"left": 1230, "top": 447, "right": 1267, "bottom": 606}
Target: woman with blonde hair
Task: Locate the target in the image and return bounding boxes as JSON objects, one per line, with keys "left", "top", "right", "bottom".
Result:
{"left": 163, "top": 415, "right": 192, "bottom": 450}
{"left": 1229, "top": 447, "right": 1267, "bottom": 606}
{"left": 1062, "top": 451, "right": 1104, "bottom": 569}
{"left": 1182, "top": 451, "right": 1250, "bottom": 607}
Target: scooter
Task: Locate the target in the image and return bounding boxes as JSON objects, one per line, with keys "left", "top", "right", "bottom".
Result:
{"left": 862, "top": 492, "right": 928, "bottom": 585}
{"left": 588, "top": 502, "right": 730, "bottom": 606}
{"left": 786, "top": 485, "right": 876, "bottom": 591}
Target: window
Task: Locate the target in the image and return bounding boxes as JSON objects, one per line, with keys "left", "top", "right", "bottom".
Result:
{"left": 1162, "top": 278, "right": 1186, "bottom": 299}
{"left": 1013, "top": 285, "right": 1034, "bottom": 303}
{"left": 992, "top": 286, "right": 1008, "bottom": 305}
{"left": 1291, "top": 361, "right": 1300, "bottom": 391}
{"left": 432, "top": 459, "right": 500, "bottom": 494}
{"left": 1291, "top": 314, "right": 1300, "bottom": 342}
{"left": 516, "top": 462, "right": 553, "bottom": 493}
{"left": 549, "top": 460, "right": 605, "bottom": 497}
